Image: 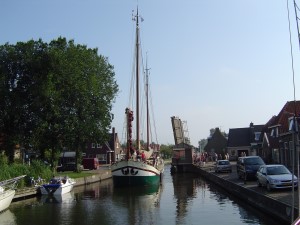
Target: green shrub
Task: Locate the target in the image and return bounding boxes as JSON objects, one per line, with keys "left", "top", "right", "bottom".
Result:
{"left": 0, "top": 154, "right": 8, "bottom": 166}
{"left": 0, "top": 159, "right": 52, "bottom": 187}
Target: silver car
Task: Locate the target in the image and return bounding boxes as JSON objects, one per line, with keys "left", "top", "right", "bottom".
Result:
{"left": 256, "top": 164, "right": 298, "bottom": 191}
{"left": 215, "top": 160, "right": 232, "bottom": 173}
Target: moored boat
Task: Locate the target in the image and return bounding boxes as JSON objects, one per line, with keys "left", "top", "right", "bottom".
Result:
{"left": 40, "top": 176, "right": 75, "bottom": 195}
{"left": 111, "top": 8, "right": 164, "bottom": 187}
{"left": 0, "top": 175, "right": 26, "bottom": 212}
{"left": 0, "top": 188, "right": 15, "bottom": 213}
{"left": 112, "top": 158, "right": 164, "bottom": 187}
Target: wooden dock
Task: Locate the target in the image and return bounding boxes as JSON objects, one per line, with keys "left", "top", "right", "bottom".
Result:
{"left": 14, "top": 187, "right": 39, "bottom": 200}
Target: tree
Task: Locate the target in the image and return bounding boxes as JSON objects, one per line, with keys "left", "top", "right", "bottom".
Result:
{"left": 0, "top": 40, "right": 50, "bottom": 161}
{"left": 197, "top": 128, "right": 227, "bottom": 154}
{"left": 0, "top": 37, "right": 119, "bottom": 168}
{"left": 209, "top": 128, "right": 228, "bottom": 138}
{"left": 198, "top": 139, "right": 207, "bottom": 152}
{"left": 160, "top": 144, "right": 173, "bottom": 159}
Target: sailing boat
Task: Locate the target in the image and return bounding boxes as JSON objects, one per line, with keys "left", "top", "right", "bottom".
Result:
{"left": 111, "top": 9, "right": 164, "bottom": 187}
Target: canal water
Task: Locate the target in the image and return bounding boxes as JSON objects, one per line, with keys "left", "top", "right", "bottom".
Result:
{"left": 3, "top": 165, "right": 282, "bottom": 225}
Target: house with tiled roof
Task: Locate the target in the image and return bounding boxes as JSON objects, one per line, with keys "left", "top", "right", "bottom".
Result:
{"left": 261, "top": 101, "right": 300, "bottom": 168}
{"left": 227, "top": 123, "right": 264, "bottom": 160}
{"left": 259, "top": 116, "right": 279, "bottom": 164}
{"left": 84, "top": 127, "right": 123, "bottom": 164}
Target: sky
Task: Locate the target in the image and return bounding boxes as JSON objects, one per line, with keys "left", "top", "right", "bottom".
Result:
{"left": 1, "top": 0, "right": 300, "bottom": 147}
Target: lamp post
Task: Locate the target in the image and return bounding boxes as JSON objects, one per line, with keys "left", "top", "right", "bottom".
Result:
{"left": 294, "top": 116, "right": 300, "bottom": 217}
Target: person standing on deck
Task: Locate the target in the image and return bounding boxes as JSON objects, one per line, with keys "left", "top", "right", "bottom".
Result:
{"left": 141, "top": 151, "right": 146, "bottom": 162}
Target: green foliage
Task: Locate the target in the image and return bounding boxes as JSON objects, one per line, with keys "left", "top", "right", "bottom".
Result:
{"left": 44, "top": 148, "right": 61, "bottom": 170}
{"left": 198, "top": 139, "right": 207, "bottom": 152}
{"left": 28, "top": 160, "right": 52, "bottom": 179}
{"left": 160, "top": 144, "right": 173, "bottom": 159}
{"left": 209, "top": 128, "right": 227, "bottom": 138}
{"left": 0, "top": 37, "right": 119, "bottom": 164}
{"left": 0, "top": 154, "right": 8, "bottom": 166}
{"left": 0, "top": 159, "right": 53, "bottom": 188}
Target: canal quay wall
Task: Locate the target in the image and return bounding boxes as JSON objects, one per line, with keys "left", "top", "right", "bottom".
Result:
{"left": 14, "top": 166, "right": 112, "bottom": 201}
{"left": 74, "top": 167, "right": 111, "bottom": 186}
{"left": 186, "top": 162, "right": 297, "bottom": 225}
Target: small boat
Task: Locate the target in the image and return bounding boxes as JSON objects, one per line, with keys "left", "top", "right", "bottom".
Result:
{"left": 40, "top": 176, "right": 75, "bottom": 195}
{"left": 111, "top": 9, "right": 164, "bottom": 187}
{"left": 0, "top": 188, "right": 15, "bottom": 213}
{"left": 0, "top": 175, "right": 26, "bottom": 212}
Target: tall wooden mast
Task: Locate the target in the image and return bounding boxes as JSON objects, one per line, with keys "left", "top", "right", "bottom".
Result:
{"left": 146, "top": 55, "right": 150, "bottom": 150}
{"left": 133, "top": 8, "right": 141, "bottom": 150}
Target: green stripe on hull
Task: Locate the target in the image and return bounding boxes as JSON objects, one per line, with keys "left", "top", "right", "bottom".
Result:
{"left": 113, "top": 175, "right": 160, "bottom": 187}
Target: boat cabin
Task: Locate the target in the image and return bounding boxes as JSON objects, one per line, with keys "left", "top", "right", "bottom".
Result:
{"left": 171, "top": 143, "right": 194, "bottom": 173}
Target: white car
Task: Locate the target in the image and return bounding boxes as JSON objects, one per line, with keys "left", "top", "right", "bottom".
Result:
{"left": 215, "top": 160, "right": 232, "bottom": 173}
{"left": 256, "top": 164, "right": 298, "bottom": 191}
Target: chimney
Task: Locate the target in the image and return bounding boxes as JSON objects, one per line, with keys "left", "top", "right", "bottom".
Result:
{"left": 112, "top": 127, "right": 115, "bottom": 151}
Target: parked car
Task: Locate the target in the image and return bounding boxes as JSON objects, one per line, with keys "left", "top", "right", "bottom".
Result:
{"left": 292, "top": 216, "right": 300, "bottom": 225}
{"left": 57, "top": 162, "right": 78, "bottom": 172}
{"left": 236, "top": 156, "right": 245, "bottom": 170}
{"left": 256, "top": 164, "right": 298, "bottom": 191}
{"left": 215, "top": 160, "right": 232, "bottom": 173}
{"left": 237, "top": 156, "right": 265, "bottom": 180}
{"left": 82, "top": 158, "right": 99, "bottom": 170}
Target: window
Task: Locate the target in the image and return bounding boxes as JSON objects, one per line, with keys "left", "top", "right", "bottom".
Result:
{"left": 97, "top": 143, "right": 102, "bottom": 148}
{"left": 288, "top": 117, "right": 298, "bottom": 132}
{"left": 270, "top": 127, "right": 278, "bottom": 137}
{"left": 91, "top": 143, "right": 95, "bottom": 148}
{"left": 254, "top": 132, "right": 261, "bottom": 141}
{"left": 97, "top": 154, "right": 107, "bottom": 161}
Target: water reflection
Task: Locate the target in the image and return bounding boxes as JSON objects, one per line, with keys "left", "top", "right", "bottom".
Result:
{"left": 40, "top": 192, "right": 74, "bottom": 204}
{"left": 72, "top": 180, "right": 115, "bottom": 225}
{"left": 208, "top": 183, "right": 261, "bottom": 224}
{"left": 172, "top": 173, "right": 197, "bottom": 221}
{"left": 112, "top": 184, "right": 162, "bottom": 225}
{"left": 171, "top": 171, "right": 282, "bottom": 225}
{"left": 0, "top": 210, "right": 16, "bottom": 225}
{"left": 36, "top": 192, "right": 76, "bottom": 225}
{"left": 74, "top": 178, "right": 113, "bottom": 200}
{"left": 6, "top": 165, "right": 284, "bottom": 225}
